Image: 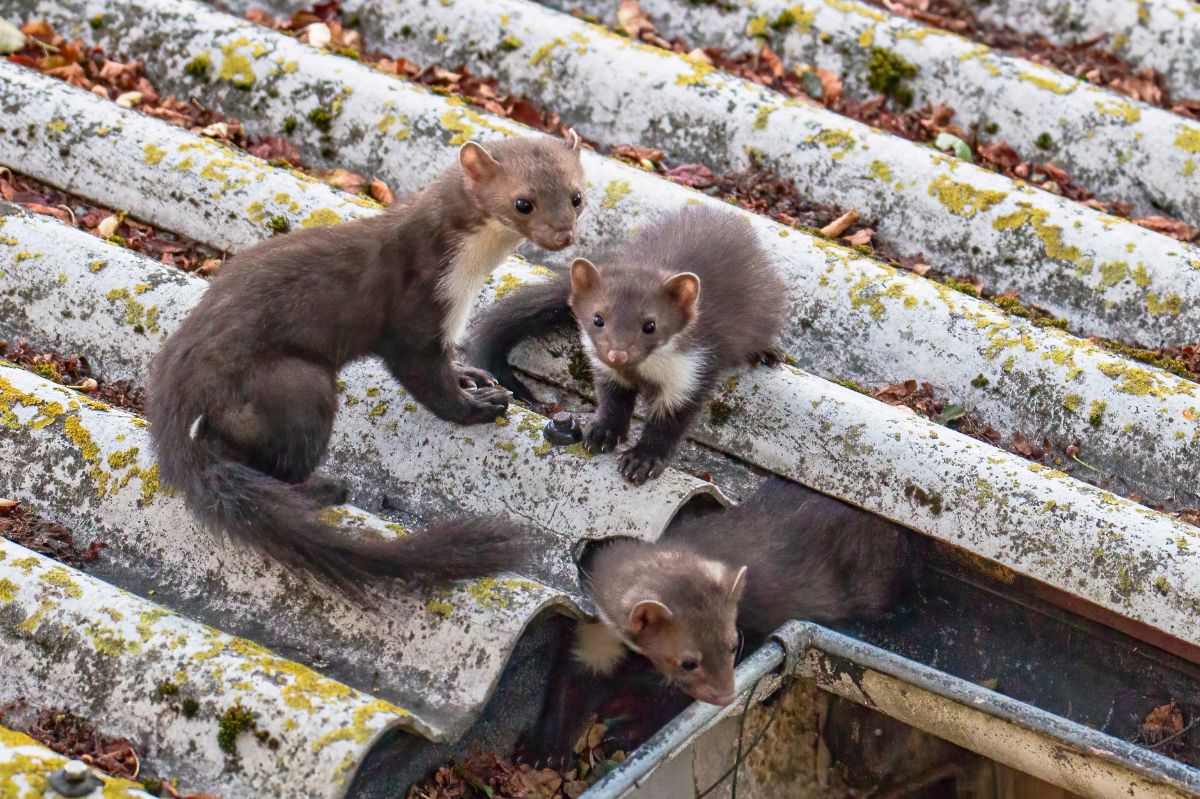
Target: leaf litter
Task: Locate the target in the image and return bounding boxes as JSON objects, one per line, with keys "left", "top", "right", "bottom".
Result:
{"left": 868, "top": 0, "right": 1200, "bottom": 122}
{"left": 8, "top": 21, "right": 395, "bottom": 207}
{"left": 0, "top": 701, "right": 217, "bottom": 798}
{"left": 596, "top": 2, "right": 1199, "bottom": 243}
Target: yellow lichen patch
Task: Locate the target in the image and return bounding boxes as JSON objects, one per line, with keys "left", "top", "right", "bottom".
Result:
{"left": 602, "top": 179, "right": 632, "bottom": 209}
{"left": 40, "top": 566, "right": 83, "bottom": 599}
{"left": 858, "top": 27, "right": 874, "bottom": 47}
{"left": 299, "top": 209, "right": 342, "bottom": 229}
{"left": 1017, "top": 72, "right": 1076, "bottom": 95}
{"left": 440, "top": 108, "right": 477, "bottom": 146}
{"left": 1062, "top": 393, "right": 1081, "bottom": 412}
{"left": 992, "top": 205, "right": 1090, "bottom": 272}
{"left": 1146, "top": 292, "right": 1182, "bottom": 315}
{"left": 47, "top": 118, "right": 67, "bottom": 134}
{"left": 18, "top": 598, "right": 55, "bottom": 635}
{"left": 311, "top": 698, "right": 411, "bottom": 752}
{"left": 675, "top": 59, "right": 714, "bottom": 86}
{"left": 143, "top": 143, "right": 168, "bottom": 165}
{"left": 1176, "top": 126, "right": 1200, "bottom": 153}
{"left": 1183, "top": 158, "right": 1196, "bottom": 177}
{"left": 493, "top": 272, "right": 525, "bottom": 300}
{"left": 847, "top": 272, "right": 909, "bottom": 321}
{"left": 104, "top": 288, "right": 160, "bottom": 333}
{"left": 823, "top": 0, "right": 885, "bottom": 21}
{"left": 425, "top": 598, "right": 454, "bottom": 617}
{"left": 754, "top": 104, "right": 781, "bottom": 130}
{"left": 868, "top": 160, "right": 892, "bottom": 182}
{"left": 217, "top": 37, "right": 257, "bottom": 87}
{"left": 1097, "top": 360, "right": 1194, "bottom": 397}
{"left": 927, "top": 175, "right": 1006, "bottom": 218}
{"left": 806, "top": 129, "right": 857, "bottom": 160}
{"left": 1131, "top": 263, "right": 1151, "bottom": 288}
{"left": 0, "top": 577, "right": 18, "bottom": 602}
{"left": 1097, "top": 260, "right": 1129, "bottom": 288}
{"left": 464, "top": 576, "right": 541, "bottom": 609}
{"left": 529, "top": 37, "right": 566, "bottom": 67}
{"left": 1095, "top": 99, "right": 1141, "bottom": 123}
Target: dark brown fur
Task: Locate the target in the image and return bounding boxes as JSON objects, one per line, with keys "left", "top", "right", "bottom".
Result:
{"left": 467, "top": 205, "right": 788, "bottom": 483}
{"left": 582, "top": 477, "right": 918, "bottom": 704}
{"left": 147, "top": 135, "right": 586, "bottom": 594}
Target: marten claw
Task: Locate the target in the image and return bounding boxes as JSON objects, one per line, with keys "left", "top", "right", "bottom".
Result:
{"left": 751, "top": 347, "right": 784, "bottom": 369}
{"left": 583, "top": 422, "right": 623, "bottom": 454}
{"left": 619, "top": 449, "right": 667, "bottom": 484}
{"left": 455, "top": 363, "right": 500, "bottom": 390}
{"left": 461, "top": 385, "right": 510, "bottom": 423}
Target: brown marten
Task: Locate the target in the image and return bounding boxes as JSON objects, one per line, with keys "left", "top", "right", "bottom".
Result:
{"left": 577, "top": 476, "right": 918, "bottom": 706}
{"left": 147, "top": 134, "right": 586, "bottom": 595}
{"left": 467, "top": 205, "right": 788, "bottom": 484}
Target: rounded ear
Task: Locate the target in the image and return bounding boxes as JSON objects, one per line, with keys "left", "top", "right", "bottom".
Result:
{"left": 565, "top": 128, "right": 582, "bottom": 153}
{"left": 627, "top": 599, "right": 674, "bottom": 635}
{"left": 460, "top": 141, "right": 500, "bottom": 185}
{"left": 662, "top": 272, "right": 701, "bottom": 316}
{"left": 570, "top": 258, "right": 602, "bottom": 297}
{"left": 728, "top": 565, "right": 748, "bottom": 600}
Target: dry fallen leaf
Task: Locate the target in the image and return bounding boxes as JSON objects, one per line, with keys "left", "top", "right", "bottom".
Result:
{"left": 95, "top": 214, "right": 121, "bottom": 238}
{"left": 368, "top": 179, "right": 394, "bottom": 205}
{"left": 819, "top": 208, "right": 859, "bottom": 238}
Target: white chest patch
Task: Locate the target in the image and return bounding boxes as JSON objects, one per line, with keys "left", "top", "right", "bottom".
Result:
{"left": 439, "top": 220, "right": 522, "bottom": 347}
{"left": 635, "top": 340, "right": 707, "bottom": 417}
{"left": 573, "top": 620, "right": 629, "bottom": 675}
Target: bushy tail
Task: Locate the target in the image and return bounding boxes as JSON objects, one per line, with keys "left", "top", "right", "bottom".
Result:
{"left": 466, "top": 269, "right": 574, "bottom": 403}
{"left": 151, "top": 412, "right": 526, "bottom": 597}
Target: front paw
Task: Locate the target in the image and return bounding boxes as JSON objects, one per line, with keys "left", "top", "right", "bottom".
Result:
{"left": 460, "top": 385, "right": 510, "bottom": 424}
{"left": 455, "top": 363, "right": 500, "bottom": 390}
{"left": 619, "top": 447, "right": 669, "bottom": 484}
{"left": 583, "top": 420, "right": 625, "bottom": 454}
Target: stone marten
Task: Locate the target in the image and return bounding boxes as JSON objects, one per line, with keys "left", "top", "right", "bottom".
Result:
{"left": 147, "top": 134, "right": 586, "bottom": 595}
{"left": 577, "top": 476, "right": 918, "bottom": 705}
{"left": 467, "top": 205, "right": 788, "bottom": 484}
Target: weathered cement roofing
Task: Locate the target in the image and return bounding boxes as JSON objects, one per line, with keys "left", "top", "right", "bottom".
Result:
{"left": 542, "top": 0, "right": 1200, "bottom": 225}
{"left": 4, "top": 2, "right": 1196, "bottom": 510}
{"left": 0, "top": 0, "right": 1198, "bottom": 792}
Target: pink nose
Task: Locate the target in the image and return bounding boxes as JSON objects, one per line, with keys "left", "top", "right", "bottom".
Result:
{"left": 552, "top": 229, "right": 574, "bottom": 248}
{"left": 606, "top": 350, "right": 628, "bottom": 365}
{"left": 697, "top": 691, "right": 735, "bottom": 707}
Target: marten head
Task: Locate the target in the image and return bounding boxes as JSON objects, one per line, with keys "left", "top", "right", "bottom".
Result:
{"left": 585, "top": 541, "right": 746, "bottom": 706}
{"left": 568, "top": 257, "right": 700, "bottom": 372}
{"left": 458, "top": 132, "right": 586, "bottom": 251}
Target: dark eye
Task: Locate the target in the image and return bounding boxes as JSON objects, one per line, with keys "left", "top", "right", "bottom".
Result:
{"left": 681, "top": 659, "right": 698, "bottom": 672}
{"left": 593, "top": 314, "right": 604, "bottom": 328}
{"left": 571, "top": 193, "right": 582, "bottom": 208}
{"left": 515, "top": 198, "right": 533, "bottom": 214}
{"left": 642, "top": 320, "right": 656, "bottom": 334}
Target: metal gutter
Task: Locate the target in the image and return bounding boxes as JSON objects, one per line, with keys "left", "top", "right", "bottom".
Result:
{"left": 581, "top": 621, "right": 1200, "bottom": 799}
{"left": 0, "top": 538, "right": 410, "bottom": 797}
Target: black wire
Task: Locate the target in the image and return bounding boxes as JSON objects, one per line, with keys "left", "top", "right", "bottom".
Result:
{"left": 694, "top": 655, "right": 798, "bottom": 799}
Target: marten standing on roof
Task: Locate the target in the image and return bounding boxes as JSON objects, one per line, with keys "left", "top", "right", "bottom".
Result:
{"left": 147, "top": 134, "right": 587, "bottom": 595}
{"left": 467, "top": 205, "right": 788, "bottom": 484}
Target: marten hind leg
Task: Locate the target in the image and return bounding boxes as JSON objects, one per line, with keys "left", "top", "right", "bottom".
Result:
{"left": 208, "top": 357, "right": 338, "bottom": 485}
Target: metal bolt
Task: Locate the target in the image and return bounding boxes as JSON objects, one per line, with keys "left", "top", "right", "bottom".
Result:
{"left": 544, "top": 412, "right": 582, "bottom": 445}
{"left": 48, "top": 760, "right": 102, "bottom": 796}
